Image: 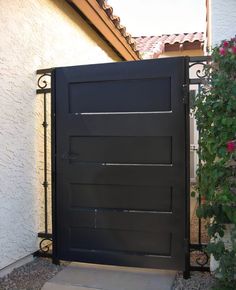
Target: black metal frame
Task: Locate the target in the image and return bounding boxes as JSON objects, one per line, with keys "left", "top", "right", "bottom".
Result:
{"left": 35, "top": 56, "right": 211, "bottom": 274}
{"left": 188, "top": 56, "right": 211, "bottom": 273}
{"left": 35, "top": 69, "right": 53, "bottom": 258}
{"left": 183, "top": 57, "right": 190, "bottom": 279}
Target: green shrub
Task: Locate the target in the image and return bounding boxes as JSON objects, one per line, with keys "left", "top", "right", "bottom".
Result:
{"left": 194, "top": 37, "right": 236, "bottom": 289}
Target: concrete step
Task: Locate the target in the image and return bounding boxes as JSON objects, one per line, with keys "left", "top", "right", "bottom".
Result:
{"left": 42, "top": 262, "right": 176, "bottom": 290}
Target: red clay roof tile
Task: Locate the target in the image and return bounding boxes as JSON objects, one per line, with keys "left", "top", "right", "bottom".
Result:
{"left": 135, "top": 32, "right": 204, "bottom": 57}
{"left": 96, "top": 0, "right": 140, "bottom": 58}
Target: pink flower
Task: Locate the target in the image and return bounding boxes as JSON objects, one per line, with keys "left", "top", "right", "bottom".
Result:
{"left": 201, "top": 195, "right": 206, "bottom": 203}
{"left": 232, "top": 46, "right": 236, "bottom": 54}
{"left": 223, "top": 41, "right": 229, "bottom": 47}
{"left": 227, "top": 141, "right": 236, "bottom": 152}
{"left": 219, "top": 47, "right": 227, "bottom": 56}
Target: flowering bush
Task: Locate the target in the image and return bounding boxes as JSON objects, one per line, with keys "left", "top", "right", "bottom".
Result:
{"left": 227, "top": 140, "right": 236, "bottom": 153}
{"left": 194, "top": 37, "right": 236, "bottom": 289}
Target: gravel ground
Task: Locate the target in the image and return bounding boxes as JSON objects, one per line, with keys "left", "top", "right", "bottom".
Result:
{"left": 0, "top": 258, "right": 67, "bottom": 290}
{"left": 0, "top": 257, "right": 217, "bottom": 290}
{"left": 172, "top": 200, "right": 217, "bottom": 289}
{"left": 172, "top": 271, "right": 216, "bottom": 290}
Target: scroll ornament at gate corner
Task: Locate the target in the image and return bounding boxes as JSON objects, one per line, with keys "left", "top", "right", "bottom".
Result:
{"left": 39, "top": 238, "right": 52, "bottom": 253}
{"left": 37, "top": 73, "right": 51, "bottom": 90}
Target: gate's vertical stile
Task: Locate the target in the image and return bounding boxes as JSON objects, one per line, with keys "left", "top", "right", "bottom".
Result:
{"left": 183, "top": 56, "right": 190, "bottom": 280}
{"left": 35, "top": 69, "right": 53, "bottom": 257}
{"left": 189, "top": 56, "right": 211, "bottom": 272}
{"left": 43, "top": 90, "right": 48, "bottom": 235}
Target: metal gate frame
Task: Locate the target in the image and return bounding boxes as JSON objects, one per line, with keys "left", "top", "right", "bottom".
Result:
{"left": 35, "top": 56, "right": 210, "bottom": 278}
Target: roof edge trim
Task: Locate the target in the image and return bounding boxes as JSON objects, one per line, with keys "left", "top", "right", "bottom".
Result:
{"left": 66, "top": 0, "right": 140, "bottom": 60}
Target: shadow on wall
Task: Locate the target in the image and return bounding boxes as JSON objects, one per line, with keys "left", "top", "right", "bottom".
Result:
{"left": 50, "top": 0, "right": 122, "bottom": 62}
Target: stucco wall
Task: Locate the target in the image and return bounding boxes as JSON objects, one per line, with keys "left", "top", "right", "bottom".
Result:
{"left": 211, "top": 0, "right": 236, "bottom": 45}
{"left": 160, "top": 49, "right": 204, "bottom": 58}
{"left": 0, "top": 0, "right": 120, "bottom": 270}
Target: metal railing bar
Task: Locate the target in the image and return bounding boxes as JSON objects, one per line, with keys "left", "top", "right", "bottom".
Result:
{"left": 189, "top": 79, "right": 206, "bottom": 85}
{"left": 36, "top": 88, "right": 51, "bottom": 94}
{"left": 189, "top": 56, "right": 211, "bottom": 62}
{"left": 190, "top": 266, "right": 210, "bottom": 272}
{"left": 38, "top": 232, "right": 52, "bottom": 239}
{"left": 36, "top": 68, "right": 53, "bottom": 74}
{"left": 43, "top": 92, "right": 48, "bottom": 234}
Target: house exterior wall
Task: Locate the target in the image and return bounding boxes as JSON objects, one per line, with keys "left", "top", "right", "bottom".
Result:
{"left": 0, "top": 0, "right": 121, "bottom": 271}
{"left": 160, "top": 49, "right": 204, "bottom": 58}
{"left": 210, "top": 0, "right": 236, "bottom": 45}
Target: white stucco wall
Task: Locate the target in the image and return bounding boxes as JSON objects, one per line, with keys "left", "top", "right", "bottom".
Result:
{"left": 211, "top": 0, "right": 236, "bottom": 45}
{"left": 0, "top": 0, "right": 120, "bottom": 270}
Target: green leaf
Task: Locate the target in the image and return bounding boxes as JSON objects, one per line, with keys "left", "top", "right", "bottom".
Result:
{"left": 191, "top": 191, "right": 196, "bottom": 197}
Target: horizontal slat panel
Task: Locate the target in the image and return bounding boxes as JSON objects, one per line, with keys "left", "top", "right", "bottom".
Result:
{"left": 69, "top": 136, "right": 172, "bottom": 164}
{"left": 62, "top": 113, "right": 184, "bottom": 137}
{"left": 58, "top": 248, "right": 184, "bottom": 270}
{"left": 69, "top": 78, "right": 171, "bottom": 113}
{"left": 67, "top": 211, "right": 182, "bottom": 233}
{"left": 65, "top": 210, "right": 95, "bottom": 228}
{"left": 66, "top": 163, "right": 184, "bottom": 186}
{"left": 70, "top": 184, "right": 172, "bottom": 211}
{"left": 96, "top": 212, "right": 177, "bottom": 232}
{"left": 56, "top": 57, "right": 184, "bottom": 83}
{"left": 69, "top": 228, "right": 172, "bottom": 256}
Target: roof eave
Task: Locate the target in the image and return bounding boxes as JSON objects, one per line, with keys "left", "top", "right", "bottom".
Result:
{"left": 66, "top": 0, "right": 140, "bottom": 61}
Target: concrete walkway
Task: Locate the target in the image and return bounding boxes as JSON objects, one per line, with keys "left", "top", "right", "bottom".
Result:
{"left": 42, "top": 262, "right": 176, "bottom": 290}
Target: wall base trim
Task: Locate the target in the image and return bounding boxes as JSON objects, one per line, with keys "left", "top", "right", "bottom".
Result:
{"left": 0, "top": 254, "right": 34, "bottom": 278}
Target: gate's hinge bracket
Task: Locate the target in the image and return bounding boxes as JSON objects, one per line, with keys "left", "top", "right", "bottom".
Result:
{"left": 182, "top": 84, "right": 189, "bottom": 105}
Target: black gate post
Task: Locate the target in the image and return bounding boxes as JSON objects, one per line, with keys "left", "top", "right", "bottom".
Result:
{"left": 35, "top": 68, "right": 53, "bottom": 258}
{"left": 51, "top": 68, "right": 60, "bottom": 265}
{"left": 188, "top": 56, "right": 211, "bottom": 273}
{"left": 183, "top": 57, "right": 190, "bottom": 279}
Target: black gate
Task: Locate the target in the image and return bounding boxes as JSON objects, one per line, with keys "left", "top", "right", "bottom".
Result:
{"left": 51, "top": 57, "right": 190, "bottom": 271}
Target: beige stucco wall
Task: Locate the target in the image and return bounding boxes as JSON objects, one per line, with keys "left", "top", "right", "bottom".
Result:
{"left": 0, "top": 0, "right": 121, "bottom": 270}
{"left": 160, "top": 49, "right": 204, "bottom": 58}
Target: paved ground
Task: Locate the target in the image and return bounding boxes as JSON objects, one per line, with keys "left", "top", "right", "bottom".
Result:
{"left": 42, "top": 262, "right": 176, "bottom": 290}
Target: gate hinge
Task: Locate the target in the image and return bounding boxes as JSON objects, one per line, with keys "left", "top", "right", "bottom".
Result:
{"left": 182, "top": 84, "right": 189, "bottom": 104}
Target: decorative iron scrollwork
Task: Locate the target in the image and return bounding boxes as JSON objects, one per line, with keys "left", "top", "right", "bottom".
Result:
{"left": 189, "top": 62, "right": 208, "bottom": 81}
{"left": 190, "top": 249, "right": 209, "bottom": 267}
{"left": 36, "top": 68, "right": 53, "bottom": 257}
{"left": 39, "top": 238, "right": 52, "bottom": 253}
{"left": 37, "top": 73, "right": 51, "bottom": 89}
